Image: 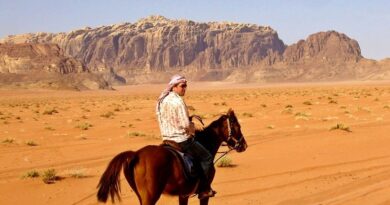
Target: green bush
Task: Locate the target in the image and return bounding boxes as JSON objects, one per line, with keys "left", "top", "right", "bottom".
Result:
{"left": 217, "top": 156, "right": 233, "bottom": 167}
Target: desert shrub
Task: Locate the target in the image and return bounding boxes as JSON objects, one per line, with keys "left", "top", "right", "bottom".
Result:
{"left": 329, "top": 100, "right": 338, "bottom": 104}
{"left": 295, "top": 112, "right": 310, "bottom": 117}
{"left": 22, "top": 170, "right": 40, "bottom": 178}
{"left": 2, "top": 138, "right": 15, "bottom": 144}
{"left": 330, "top": 123, "right": 351, "bottom": 132}
{"left": 358, "top": 106, "right": 371, "bottom": 113}
{"left": 42, "top": 169, "right": 57, "bottom": 184}
{"left": 82, "top": 108, "right": 90, "bottom": 112}
{"left": 216, "top": 156, "right": 233, "bottom": 167}
{"left": 260, "top": 104, "right": 267, "bottom": 108}
{"left": 285, "top": 105, "right": 293, "bottom": 108}
{"left": 75, "top": 122, "right": 93, "bottom": 130}
{"left": 303, "top": 101, "right": 312, "bottom": 105}
{"left": 295, "top": 112, "right": 310, "bottom": 120}
{"left": 281, "top": 108, "right": 293, "bottom": 114}
{"left": 242, "top": 112, "right": 253, "bottom": 118}
{"left": 66, "top": 168, "right": 87, "bottom": 178}
{"left": 266, "top": 125, "right": 275, "bottom": 129}
{"left": 100, "top": 111, "right": 114, "bottom": 118}
{"left": 127, "top": 131, "right": 146, "bottom": 137}
{"left": 384, "top": 105, "right": 390, "bottom": 109}
{"left": 26, "top": 140, "right": 38, "bottom": 146}
{"left": 42, "top": 108, "right": 58, "bottom": 115}
{"left": 45, "top": 126, "right": 55, "bottom": 131}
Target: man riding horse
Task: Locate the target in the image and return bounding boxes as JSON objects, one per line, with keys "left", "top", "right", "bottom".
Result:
{"left": 156, "top": 75, "right": 216, "bottom": 199}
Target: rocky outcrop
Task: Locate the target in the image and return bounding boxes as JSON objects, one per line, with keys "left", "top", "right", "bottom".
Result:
{"left": 0, "top": 43, "right": 111, "bottom": 90}
{"left": 1, "top": 16, "right": 388, "bottom": 84}
{"left": 0, "top": 43, "right": 85, "bottom": 74}
{"left": 282, "top": 31, "right": 362, "bottom": 63}
{"left": 262, "top": 31, "right": 366, "bottom": 82}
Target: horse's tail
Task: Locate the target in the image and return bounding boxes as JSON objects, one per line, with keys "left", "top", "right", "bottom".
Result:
{"left": 97, "top": 150, "right": 136, "bottom": 203}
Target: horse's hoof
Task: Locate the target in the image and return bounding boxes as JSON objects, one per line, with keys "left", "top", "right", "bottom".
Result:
{"left": 198, "top": 189, "right": 217, "bottom": 199}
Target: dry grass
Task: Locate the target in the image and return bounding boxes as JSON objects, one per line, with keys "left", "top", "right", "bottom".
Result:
{"left": 330, "top": 123, "right": 352, "bottom": 132}
{"left": 25, "top": 140, "right": 38, "bottom": 146}
{"left": 22, "top": 170, "right": 40, "bottom": 179}
{"left": 42, "top": 169, "right": 57, "bottom": 184}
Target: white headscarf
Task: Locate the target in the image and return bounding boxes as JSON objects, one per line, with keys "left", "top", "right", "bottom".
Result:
{"left": 156, "top": 75, "right": 187, "bottom": 111}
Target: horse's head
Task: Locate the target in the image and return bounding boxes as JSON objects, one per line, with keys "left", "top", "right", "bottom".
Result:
{"left": 223, "top": 108, "right": 248, "bottom": 152}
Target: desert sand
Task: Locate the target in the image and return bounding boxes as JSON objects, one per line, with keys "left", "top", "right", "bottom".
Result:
{"left": 1, "top": 81, "right": 390, "bottom": 205}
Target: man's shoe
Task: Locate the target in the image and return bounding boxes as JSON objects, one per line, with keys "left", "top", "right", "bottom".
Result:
{"left": 198, "top": 189, "right": 217, "bottom": 199}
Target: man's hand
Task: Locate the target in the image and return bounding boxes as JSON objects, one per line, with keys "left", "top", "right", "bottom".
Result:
{"left": 185, "top": 122, "right": 196, "bottom": 136}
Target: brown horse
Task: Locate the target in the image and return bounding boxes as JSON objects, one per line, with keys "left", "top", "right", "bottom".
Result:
{"left": 97, "top": 108, "right": 248, "bottom": 205}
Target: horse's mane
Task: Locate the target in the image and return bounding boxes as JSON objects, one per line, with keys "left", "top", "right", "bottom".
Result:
{"left": 195, "top": 114, "right": 226, "bottom": 135}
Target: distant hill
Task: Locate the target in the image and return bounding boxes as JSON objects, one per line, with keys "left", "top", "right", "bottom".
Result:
{"left": 1, "top": 15, "right": 389, "bottom": 89}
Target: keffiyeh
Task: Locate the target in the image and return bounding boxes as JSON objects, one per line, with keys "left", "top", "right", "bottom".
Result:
{"left": 157, "top": 75, "right": 187, "bottom": 110}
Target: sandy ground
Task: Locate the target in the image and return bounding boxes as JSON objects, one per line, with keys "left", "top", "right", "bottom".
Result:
{"left": 1, "top": 81, "right": 390, "bottom": 205}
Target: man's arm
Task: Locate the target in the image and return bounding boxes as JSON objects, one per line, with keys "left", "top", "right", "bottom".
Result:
{"left": 176, "top": 100, "right": 195, "bottom": 136}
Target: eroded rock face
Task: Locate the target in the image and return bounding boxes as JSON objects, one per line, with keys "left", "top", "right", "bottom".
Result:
{"left": 1, "top": 16, "right": 286, "bottom": 81}
{"left": 0, "top": 43, "right": 112, "bottom": 90}
{"left": 265, "top": 31, "right": 366, "bottom": 82}
{"left": 0, "top": 43, "right": 85, "bottom": 74}
{"left": 1, "top": 16, "right": 388, "bottom": 83}
{"left": 283, "top": 31, "right": 362, "bottom": 63}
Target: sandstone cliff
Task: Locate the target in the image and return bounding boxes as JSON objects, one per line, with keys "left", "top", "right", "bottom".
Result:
{"left": 0, "top": 43, "right": 111, "bottom": 90}
{"left": 1, "top": 16, "right": 286, "bottom": 83}
{"left": 0, "top": 43, "right": 85, "bottom": 74}
{"left": 1, "top": 16, "right": 389, "bottom": 85}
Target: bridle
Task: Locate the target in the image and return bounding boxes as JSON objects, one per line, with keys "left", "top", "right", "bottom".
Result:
{"left": 214, "top": 115, "right": 244, "bottom": 164}
{"left": 225, "top": 115, "right": 244, "bottom": 150}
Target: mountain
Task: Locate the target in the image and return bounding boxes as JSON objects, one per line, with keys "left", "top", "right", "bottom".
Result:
{"left": 1, "top": 15, "right": 389, "bottom": 87}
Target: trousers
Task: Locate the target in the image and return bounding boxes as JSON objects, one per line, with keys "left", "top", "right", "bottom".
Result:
{"left": 178, "top": 138, "right": 213, "bottom": 178}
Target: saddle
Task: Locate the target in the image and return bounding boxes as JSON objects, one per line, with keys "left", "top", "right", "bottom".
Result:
{"left": 161, "top": 140, "right": 199, "bottom": 179}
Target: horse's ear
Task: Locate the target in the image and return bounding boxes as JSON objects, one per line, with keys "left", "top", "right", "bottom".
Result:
{"left": 227, "top": 108, "right": 234, "bottom": 115}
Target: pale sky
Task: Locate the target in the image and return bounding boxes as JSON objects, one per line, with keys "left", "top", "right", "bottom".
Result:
{"left": 1, "top": 0, "right": 389, "bottom": 60}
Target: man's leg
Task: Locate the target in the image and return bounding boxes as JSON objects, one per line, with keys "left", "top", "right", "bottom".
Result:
{"left": 179, "top": 139, "right": 215, "bottom": 198}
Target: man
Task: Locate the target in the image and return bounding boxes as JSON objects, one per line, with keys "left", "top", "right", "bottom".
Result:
{"left": 156, "top": 74, "right": 216, "bottom": 199}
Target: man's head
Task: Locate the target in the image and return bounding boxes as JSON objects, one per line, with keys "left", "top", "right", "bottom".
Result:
{"left": 169, "top": 75, "right": 187, "bottom": 96}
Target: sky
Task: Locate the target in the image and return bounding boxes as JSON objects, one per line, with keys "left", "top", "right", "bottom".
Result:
{"left": 0, "top": 0, "right": 389, "bottom": 60}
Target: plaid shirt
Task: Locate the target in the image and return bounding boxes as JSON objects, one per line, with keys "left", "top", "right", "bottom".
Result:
{"left": 156, "top": 92, "right": 191, "bottom": 143}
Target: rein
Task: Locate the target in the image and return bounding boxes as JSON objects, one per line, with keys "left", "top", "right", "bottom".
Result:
{"left": 214, "top": 148, "right": 234, "bottom": 164}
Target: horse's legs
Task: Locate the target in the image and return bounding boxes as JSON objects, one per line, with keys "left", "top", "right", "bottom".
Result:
{"left": 199, "top": 197, "right": 209, "bottom": 205}
{"left": 136, "top": 179, "right": 165, "bottom": 205}
{"left": 179, "top": 195, "right": 189, "bottom": 205}
{"left": 134, "top": 164, "right": 166, "bottom": 205}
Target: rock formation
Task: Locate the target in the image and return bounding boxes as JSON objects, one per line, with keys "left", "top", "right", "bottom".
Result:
{"left": 0, "top": 15, "right": 389, "bottom": 86}
{"left": 0, "top": 43, "right": 111, "bottom": 90}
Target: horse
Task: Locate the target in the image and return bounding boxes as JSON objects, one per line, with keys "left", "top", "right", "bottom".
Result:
{"left": 97, "top": 108, "right": 248, "bottom": 205}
